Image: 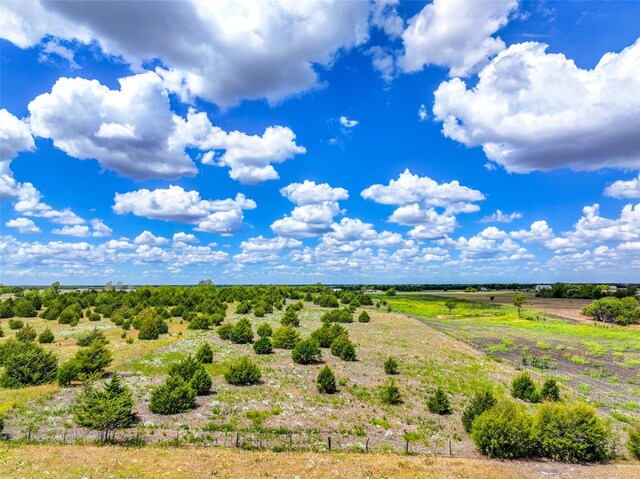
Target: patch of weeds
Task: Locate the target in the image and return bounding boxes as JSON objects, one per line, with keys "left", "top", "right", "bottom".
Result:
{"left": 537, "top": 341, "right": 552, "bottom": 351}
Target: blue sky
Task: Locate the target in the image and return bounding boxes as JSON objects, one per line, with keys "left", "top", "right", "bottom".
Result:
{"left": 1, "top": 0, "right": 639, "bottom": 285}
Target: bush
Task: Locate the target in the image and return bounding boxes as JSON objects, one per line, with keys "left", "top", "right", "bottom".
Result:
{"left": 257, "top": 322, "right": 273, "bottom": 338}
{"left": 310, "top": 323, "right": 346, "bottom": 348}
{"left": 253, "top": 306, "right": 266, "bottom": 318}
{"left": 149, "top": 375, "right": 196, "bottom": 414}
{"left": 73, "top": 342, "right": 113, "bottom": 377}
{"left": 230, "top": 318, "right": 254, "bottom": 344}
{"left": 88, "top": 313, "right": 102, "bottom": 322}
{"left": 58, "top": 360, "right": 80, "bottom": 386}
{"left": 627, "top": 423, "right": 640, "bottom": 460}
{"left": 76, "top": 328, "right": 109, "bottom": 347}
{"left": 330, "top": 335, "right": 356, "bottom": 361}
{"left": 533, "top": 403, "right": 612, "bottom": 462}
{"left": 37, "top": 328, "right": 54, "bottom": 344}
{"left": 138, "top": 316, "right": 160, "bottom": 340}
{"left": 358, "top": 311, "right": 371, "bottom": 323}
{"left": 0, "top": 326, "right": 4, "bottom": 337}
{"left": 540, "top": 378, "right": 560, "bottom": 402}
{"left": 321, "top": 309, "right": 353, "bottom": 324}
{"left": 168, "top": 355, "right": 201, "bottom": 381}
{"left": 0, "top": 301, "right": 14, "bottom": 318}
{"left": 281, "top": 309, "right": 300, "bottom": 327}
{"left": 8, "top": 319, "right": 24, "bottom": 330}
{"left": 15, "top": 325, "right": 37, "bottom": 342}
{"left": 0, "top": 341, "right": 58, "bottom": 388}
{"left": 13, "top": 298, "right": 37, "bottom": 318}
{"left": 235, "top": 302, "right": 251, "bottom": 314}
{"left": 462, "top": 390, "right": 497, "bottom": 433}
{"left": 224, "top": 357, "right": 261, "bottom": 386}
{"left": 190, "top": 368, "right": 212, "bottom": 395}
{"left": 0, "top": 414, "right": 3, "bottom": 433}
{"left": 58, "top": 304, "right": 82, "bottom": 325}
{"left": 291, "top": 338, "right": 321, "bottom": 364}
{"left": 379, "top": 379, "right": 402, "bottom": 405}
{"left": 471, "top": 400, "right": 534, "bottom": 459}
{"left": 384, "top": 357, "right": 398, "bottom": 375}
{"left": 195, "top": 343, "right": 213, "bottom": 364}
{"left": 188, "top": 314, "right": 211, "bottom": 330}
{"left": 272, "top": 326, "right": 300, "bottom": 349}
{"left": 253, "top": 336, "right": 273, "bottom": 355}
{"left": 511, "top": 372, "right": 540, "bottom": 403}
{"left": 427, "top": 387, "right": 451, "bottom": 414}
{"left": 217, "top": 322, "right": 234, "bottom": 340}
{"left": 317, "top": 366, "right": 337, "bottom": 394}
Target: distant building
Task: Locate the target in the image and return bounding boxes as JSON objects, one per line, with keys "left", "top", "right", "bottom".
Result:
{"left": 608, "top": 285, "right": 618, "bottom": 292}
{"left": 480, "top": 287, "right": 489, "bottom": 292}
{"left": 535, "top": 284, "right": 552, "bottom": 292}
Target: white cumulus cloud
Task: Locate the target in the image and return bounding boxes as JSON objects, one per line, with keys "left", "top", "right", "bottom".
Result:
{"left": 5, "top": 217, "right": 41, "bottom": 234}
{"left": 604, "top": 174, "right": 640, "bottom": 199}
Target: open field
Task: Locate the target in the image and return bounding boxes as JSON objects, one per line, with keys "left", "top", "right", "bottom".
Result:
{"left": 385, "top": 293, "right": 640, "bottom": 422}
{"left": 1, "top": 444, "right": 640, "bottom": 479}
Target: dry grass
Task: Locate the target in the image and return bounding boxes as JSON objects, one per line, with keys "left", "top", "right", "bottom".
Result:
{"left": 1, "top": 444, "right": 639, "bottom": 479}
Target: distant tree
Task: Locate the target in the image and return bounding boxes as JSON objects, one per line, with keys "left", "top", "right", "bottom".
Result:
{"left": 38, "top": 328, "right": 55, "bottom": 344}
{"left": 540, "top": 378, "right": 560, "bottom": 402}
{"left": 16, "top": 325, "right": 37, "bottom": 342}
{"left": 195, "top": 343, "right": 213, "bottom": 364}
{"left": 76, "top": 328, "right": 109, "bottom": 347}
{"left": 149, "top": 375, "right": 196, "bottom": 414}
{"left": 256, "top": 323, "right": 273, "bottom": 338}
{"left": 512, "top": 294, "right": 527, "bottom": 318}
{"left": 74, "top": 373, "right": 135, "bottom": 442}
{"left": 462, "top": 390, "right": 497, "bottom": 433}
{"left": 358, "top": 311, "right": 371, "bottom": 323}
{"left": 384, "top": 357, "right": 399, "bottom": 375}
{"left": 0, "top": 341, "right": 58, "bottom": 388}
{"left": 224, "top": 357, "right": 261, "bottom": 386}
{"left": 385, "top": 288, "right": 396, "bottom": 296}
{"left": 444, "top": 299, "right": 457, "bottom": 314}
{"left": 316, "top": 366, "right": 337, "bottom": 394}
{"left": 281, "top": 308, "right": 300, "bottom": 327}
{"left": 230, "top": 318, "right": 254, "bottom": 344}
{"left": 291, "top": 338, "right": 321, "bottom": 365}
{"left": 427, "top": 387, "right": 451, "bottom": 414}
{"left": 379, "top": 379, "right": 402, "bottom": 405}
{"left": 253, "top": 336, "right": 273, "bottom": 355}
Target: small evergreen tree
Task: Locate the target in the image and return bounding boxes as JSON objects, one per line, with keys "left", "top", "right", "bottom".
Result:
{"left": 195, "top": 343, "right": 213, "bottom": 364}
{"left": 330, "top": 334, "right": 356, "bottom": 361}
{"left": 187, "top": 314, "right": 211, "bottom": 330}
{"left": 511, "top": 372, "right": 540, "bottom": 403}
{"left": 316, "top": 366, "right": 337, "bottom": 394}
{"left": 384, "top": 357, "right": 398, "bottom": 375}
{"left": 149, "top": 375, "right": 196, "bottom": 414}
{"left": 540, "top": 378, "right": 560, "bottom": 402}
{"left": 190, "top": 368, "right": 212, "bottom": 395}
{"left": 379, "top": 379, "right": 402, "bottom": 405}
{"left": 281, "top": 308, "right": 300, "bottom": 327}
{"left": 8, "top": 319, "right": 23, "bottom": 330}
{"left": 230, "top": 318, "right": 254, "bottom": 344}
{"left": 224, "top": 357, "right": 261, "bottom": 386}
{"left": 253, "top": 336, "right": 273, "bottom": 355}
{"left": 272, "top": 326, "right": 300, "bottom": 349}
{"left": 74, "top": 373, "right": 135, "bottom": 442}
{"left": 256, "top": 322, "right": 273, "bottom": 338}
{"left": 471, "top": 400, "right": 534, "bottom": 459}
{"left": 462, "top": 390, "right": 497, "bottom": 433}
{"left": 76, "top": 328, "right": 109, "bottom": 347}
{"left": 73, "top": 341, "right": 113, "bottom": 378}
{"left": 358, "top": 311, "right": 371, "bottom": 323}
{"left": 427, "top": 387, "right": 451, "bottom": 414}
{"left": 217, "top": 322, "right": 234, "bottom": 340}
{"left": 38, "top": 328, "right": 55, "bottom": 344}
{"left": 291, "top": 338, "right": 321, "bottom": 364}
{"left": 88, "top": 313, "right": 102, "bottom": 322}
{"left": 627, "top": 423, "right": 640, "bottom": 460}
{"left": 16, "top": 325, "right": 37, "bottom": 342}
{"left": 138, "top": 315, "right": 160, "bottom": 340}
{"left": 168, "top": 355, "right": 201, "bottom": 382}
{"left": 58, "top": 360, "right": 80, "bottom": 386}
{"left": 0, "top": 341, "right": 58, "bottom": 388}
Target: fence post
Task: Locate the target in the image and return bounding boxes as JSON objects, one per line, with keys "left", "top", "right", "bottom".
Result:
{"left": 235, "top": 432, "right": 240, "bottom": 448}
{"left": 448, "top": 438, "right": 452, "bottom": 456}
{"left": 405, "top": 439, "right": 409, "bottom": 454}
{"left": 365, "top": 437, "right": 369, "bottom": 452}
{"left": 328, "top": 436, "right": 331, "bottom": 451}
{"left": 289, "top": 433, "right": 293, "bottom": 449}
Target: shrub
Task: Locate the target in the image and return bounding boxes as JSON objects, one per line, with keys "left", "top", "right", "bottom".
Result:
{"left": 317, "top": 366, "right": 337, "bottom": 394}
{"left": 511, "top": 372, "right": 540, "bottom": 403}
{"left": 38, "top": 328, "right": 55, "bottom": 344}
{"left": 627, "top": 423, "right": 640, "bottom": 460}
{"left": 217, "top": 322, "right": 234, "bottom": 340}
{"left": 540, "top": 378, "right": 560, "bottom": 402}
{"left": 253, "top": 306, "right": 266, "bottom": 318}
{"left": 190, "top": 368, "right": 212, "bottom": 395}
{"left": 195, "top": 343, "right": 213, "bottom": 364}
{"left": 427, "top": 387, "right": 451, "bottom": 414}
{"left": 0, "top": 301, "right": 14, "bottom": 318}
{"left": 209, "top": 313, "right": 225, "bottom": 326}
{"left": 230, "top": 318, "right": 254, "bottom": 344}
{"left": 15, "top": 325, "right": 37, "bottom": 342}
{"left": 533, "top": 403, "right": 612, "bottom": 462}
{"left": 358, "top": 311, "right": 371, "bottom": 323}
{"left": 88, "top": 313, "right": 102, "bottom": 322}
{"left": 272, "top": 326, "right": 300, "bottom": 349}
{"left": 188, "top": 314, "right": 211, "bottom": 330}
{"left": 138, "top": 316, "right": 160, "bottom": 340}
{"left": 58, "top": 360, "right": 80, "bottom": 386}
{"left": 291, "top": 338, "right": 321, "bottom": 364}
{"left": 224, "top": 357, "right": 261, "bottom": 386}
{"left": 321, "top": 309, "right": 353, "bottom": 324}
{"left": 0, "top": 341, "right": 58, "bottom": 388}
{"left": 471, "top": 400, "right": 534, "bottom": 459}
{"left": 13, "top": 298, "right": 37, "bottom": 318}
{"left": 8, "top": 319, "right": 24, "bottom": 330}
{"left": 253, "top": 336, "right": 273, "bottom": 355}
{"left": 0, "top": 338, "right": 21, "bottom": 365}
{"left": 76, "top": 328, "right": 109, "bottom": 347}
{"left": 257, "top": 322, "right": 273, "bottom": 338}
{"left": 0, "top": 414, "right": 3, "bottom": 433}
{"left": 379, "top": 379, "right": 402, "bottom": 405}
{"left": 330, "top": 334, "right": 356, "bottom": 361}
{"left": 0, "top": 326, "right": 4, "bottom": 337}
{"left": 168, "top": 355, "right": 201, "bottom": 382}
{"left": 73, "top": 373, "right": 135, "bottom": 442}
{"left": 281, "top": 308, "right": 300, "bottom": 327}
{"left": 462, "top": 390, "right": 497, "bottom": 433}
{"left": 73, "top": 342, "right": 113, "bottom": 377}
{"left": 384, "top": 357, "right": 398, "bottom": 375}
{"left": 235, "top": 302, "right": 251, "bottom": 314}
{"left": 149, "top": 375, "right": 196, "bottom": 414}
{"left": 58, "top": 304, "right": 82, "bottom": 325}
